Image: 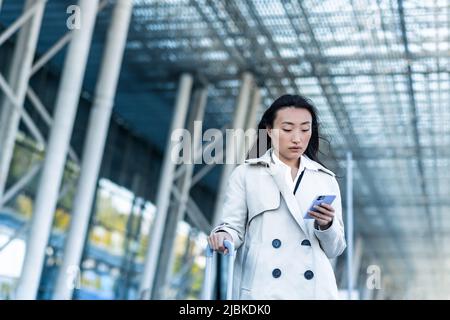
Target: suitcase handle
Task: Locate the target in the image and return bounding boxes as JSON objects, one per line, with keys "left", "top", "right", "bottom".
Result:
{"left": 203, "top": 240, "right": 235, "bottom": 300}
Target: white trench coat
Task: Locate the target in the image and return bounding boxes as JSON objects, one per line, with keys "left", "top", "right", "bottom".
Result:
{"left": 211, "top": 148, "right": 346, "bottom": 300}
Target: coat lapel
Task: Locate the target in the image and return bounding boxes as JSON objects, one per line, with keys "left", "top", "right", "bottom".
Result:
{"left": 267, "top": 163, "right": 309, "bottom": 236}
{"left": 246, "top": 149, "right": 310, "bottom": 236}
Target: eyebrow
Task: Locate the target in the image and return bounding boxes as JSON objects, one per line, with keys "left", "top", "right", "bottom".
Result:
{"left": 281, "top": 121, "right": 311, "bottom": 125}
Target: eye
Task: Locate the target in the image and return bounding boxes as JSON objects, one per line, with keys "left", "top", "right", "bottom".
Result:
{"left": 282, "top": 128, "right": 292, "bottom": 132}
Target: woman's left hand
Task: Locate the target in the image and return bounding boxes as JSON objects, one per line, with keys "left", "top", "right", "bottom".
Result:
{"left": 308, "top": 203, "right": 335, "bottom": 230}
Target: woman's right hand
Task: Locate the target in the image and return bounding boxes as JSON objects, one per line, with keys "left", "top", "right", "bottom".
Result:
{"left": 207, "top": 231, "right": 233, "bottom": 254}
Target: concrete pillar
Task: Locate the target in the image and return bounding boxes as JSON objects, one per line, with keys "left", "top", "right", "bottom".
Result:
{"left": 117, "top": 174, "right": 143, "bottom": 299}
{"left": 15, "top": 0, "right": 99, "bottom": 300}
{"left": 212, "top": 72, "right": 253, "bottom": 226}
{"left": 207, "top": 72, "right": 253, "bottom": 299}
{"left": 139, "top": 73, "right": 193, "bottom": 299}
{"left": 352, "top": 237, "right": 363, "bottom": 288}
{"left": 246, "top": 87, "right": 261, "bottom": 129}
{"left": 375, "top": 278, "right": 387, "bottom": 300}
{"left": 0, "top": 0, "right": 45, "bottom": 203}
{"left": 340, "top": 236, "right": 363, "bottom": 299}
{"left": 242, "top": 86, "right": 261, "bottom": 160}
{"left": 52, "top": 0, "right": 133, "bottom": 300}
{"left": 155, "top": 87, "right": 208, "bottom": 299}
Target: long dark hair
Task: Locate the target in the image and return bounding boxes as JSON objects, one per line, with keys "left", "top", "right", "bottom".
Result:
{"left": 249, "top": 94, "right": 329, "bottom": 168}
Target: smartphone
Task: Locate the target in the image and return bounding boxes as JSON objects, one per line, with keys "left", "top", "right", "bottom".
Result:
{"left": 304, "top": 195, "right": 336, "bottom": 219}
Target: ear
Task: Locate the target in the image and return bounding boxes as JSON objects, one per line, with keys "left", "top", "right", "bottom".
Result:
{"left": 267, "top": 127, "right": 272, "bottom": 139}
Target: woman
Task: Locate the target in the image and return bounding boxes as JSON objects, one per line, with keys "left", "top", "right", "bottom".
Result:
{"left": 207, "top": 94, "right": 346, "bottom": 300}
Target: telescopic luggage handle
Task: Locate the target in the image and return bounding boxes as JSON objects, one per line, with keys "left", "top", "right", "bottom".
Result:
{"left": 203, "top": 240, "right": 235, "bottom": 300}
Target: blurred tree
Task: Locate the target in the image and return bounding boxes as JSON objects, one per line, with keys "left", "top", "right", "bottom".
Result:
{"left": 15, "top": 194, "right": 33, "bottom": 218}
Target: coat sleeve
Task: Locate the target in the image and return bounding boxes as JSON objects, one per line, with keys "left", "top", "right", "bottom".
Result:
{"left": 210, "top": 164, "right": 247, "bottom": 249}
{"left": 313, "top": 177, "right": 347, "bottom": 259}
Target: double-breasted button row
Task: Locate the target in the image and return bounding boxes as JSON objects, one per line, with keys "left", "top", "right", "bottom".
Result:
{"left": 271, "top": 238, "right": 313, "bottom": 279}
{"left": 271, "top": 268, "right": 314, "bottom": 280}
{"left": 272, "top": 238, "right": 311, "bottom": 248}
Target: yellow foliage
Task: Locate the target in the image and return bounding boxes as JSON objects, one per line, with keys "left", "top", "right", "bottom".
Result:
{"left": 54, "top": 208, "right": 71, "bottom": 231}
{"left": 15, "top": 194, "right": 33, "bottom": 219}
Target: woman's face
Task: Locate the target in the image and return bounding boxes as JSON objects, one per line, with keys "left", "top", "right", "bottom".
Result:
{"left": 267, "top": 107, "right": 312, "bottom": 161}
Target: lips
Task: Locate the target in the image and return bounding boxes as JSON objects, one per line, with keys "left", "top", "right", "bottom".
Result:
{"left": 289, "top": 147, "right": 302, "bottom": 151}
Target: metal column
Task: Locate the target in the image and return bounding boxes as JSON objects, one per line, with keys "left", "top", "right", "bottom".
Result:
{"left": 15, "top": 0, "right": 99, "bottom": 300}
{"left": 52, "top": 0, "right": 133, "bottom": 300}
{"left": 247, "top": 87, "right": 261, "bottom": 130}
{"left": 0, "top": 0, "right": 45, "bottom": 203}
{"left": 340, "top": 235, "right": 363, "bottom": 293}
{"left": 375, "top": 279, "right": 386, "bottom": 300}
{"left": 243, "top": 86, "right": 261, "bottom": 160}
{"left": 212, "top": 72, "right": 253, "bottom": 227}
{"left": 207, "top": 72, "right": 253, "bottom": 300}
{"left": 346, "top": 151, "right": 354, "bottom": 300}
{"left": 352, "top": 237, "right": 363, "bottom": 291}
{"left": 139, "top": 73, "right": 193, "bottom": 299}
{"left": 155, "top": 87, "right": 208, "bottom": 299}
{"left": 171, "top": 86, "right": 208, "bottom": 237}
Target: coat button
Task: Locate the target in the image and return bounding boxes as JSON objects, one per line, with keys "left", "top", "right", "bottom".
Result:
{"left": 301, "top": 239, "right": 311, "bottom": 246}
{"left": 272, "top": 239, "right": 281, "bottom": 248}
{"left": 272, "top": 268, "right": 281, "bottom": 278}
{"left": 304, "top": 270, "right": 314, "bottom": 280}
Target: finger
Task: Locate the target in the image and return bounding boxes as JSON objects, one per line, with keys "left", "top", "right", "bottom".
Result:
{"left": 207, "top": 236, "right": 213, "bottom": 249}
{"left": 218, "top": 236, "right": 226, "bottom": 252}
{"left": 212, "top": 234, "right": 219, "bottom": 251}
{"left": 216, "top": 232, "right": 223, "bottom": 252}
{"left": 319, "top": 203, "right": 334, "bottom": 212}
{"left": 309, "top": 211, "right": 333, "bottom": 222}
{"left": 316, "top": 218, "right": 330, "bottom": 226}
{"left": 223, "top": 236, "right": 232, "bottom": 254}
{"left": 309, "top": 211, "right": 326, "bottom": 223}
{"left": 211, "top": 235, "right": 218, "bottom": 249}
{"left": 312, "top": 205, "right": 324, "bottom": 214}
{"left": 217, "top": 235, "right": 225, "bottom": 252}
{"left": 309, "top": 210, "right": 326, "bottom": 220}
{"left": 313, "top": 205, "right": 328, "bottom": 214}
{"left": 313, "top": 205, "right": 334, "bottom": 217}
{"left": 310, "top": 212, "right": 331, "bottom": 225}
{"left": 318, "top": 208, "right": 335, "bottom": 218}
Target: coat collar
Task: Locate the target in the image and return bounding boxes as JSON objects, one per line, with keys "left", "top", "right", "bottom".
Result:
{"left": 244, "top": 148, "right": 335, "bottom": 177}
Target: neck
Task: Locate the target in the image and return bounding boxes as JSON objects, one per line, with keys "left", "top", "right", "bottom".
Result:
{"left": 275, "top": 150, "right": 300, "bottom": 168}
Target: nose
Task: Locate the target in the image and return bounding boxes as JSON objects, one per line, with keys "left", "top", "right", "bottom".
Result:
{"left": 292, "top": 130, "right": 302, "bottom": 143}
